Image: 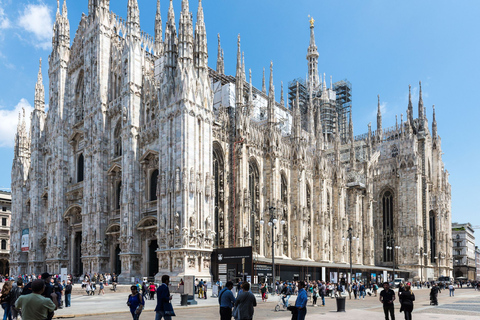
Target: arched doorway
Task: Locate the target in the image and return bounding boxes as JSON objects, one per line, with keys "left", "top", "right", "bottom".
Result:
{"left": 74, "top": 232, "right": 83, "bottom": 275}
{"left": 148, "top": 240, "right": 158, "bottom": 277}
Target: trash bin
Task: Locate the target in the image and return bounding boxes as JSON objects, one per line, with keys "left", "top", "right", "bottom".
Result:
{"left": 181, "top": 294, "right": 189, "bottom": 306}
{"left": 336, "top": 297, "right": 346, "bottom": 312}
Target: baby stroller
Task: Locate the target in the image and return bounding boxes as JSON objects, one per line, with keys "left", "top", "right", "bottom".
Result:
{"left": 275, "top": 295, "right": 288, "bottom": 311}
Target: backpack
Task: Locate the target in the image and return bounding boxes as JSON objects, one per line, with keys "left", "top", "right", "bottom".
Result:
{"left": 11, "top": 287, "right": 22, "bottom": 310}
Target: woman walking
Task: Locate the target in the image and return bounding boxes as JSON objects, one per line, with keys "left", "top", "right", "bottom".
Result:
{"left": 0, "top": 280, "right": 13, "bottom": 320}
{"left": 127, "top": 285, "right": 144, "bottom": 320}
{"left": 399, "top": 284, "right": 415, "bottom": 320}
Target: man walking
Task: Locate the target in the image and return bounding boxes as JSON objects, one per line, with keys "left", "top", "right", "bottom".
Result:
{"left": 64, "top": 281, "right": 72, "bottom": 307}
{"left": 15, "top": 280, "right": 56, "bottom": 320}
{"left": 155, "top": 275, "right": 174, "bottom": 320}
{"left": 379, "top": 282, "right": 395, "bottom": 320}
{"left": 218, "top": 281, "right": 235, "bottom": 320}
{"left": 295, "top": 281, "right": 308, "bottom": 320}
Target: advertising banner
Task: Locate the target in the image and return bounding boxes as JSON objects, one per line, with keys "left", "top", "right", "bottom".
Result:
{"left": 21, "top": 229, "right": 29, "bottom": 252}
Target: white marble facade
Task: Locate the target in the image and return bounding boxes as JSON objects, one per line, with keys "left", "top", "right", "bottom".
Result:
{"left": 10, "top": 0, "right": 452, "bottom": 282}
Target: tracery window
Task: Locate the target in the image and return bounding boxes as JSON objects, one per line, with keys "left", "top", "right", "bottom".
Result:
{"left": 429, "top": 210, "right": 436, "bottom": 263}
{"left": 75, "top": 71, "right": 84, "bottom": 123}
{"left": 77, "top": 154, "right": 84, "bottom": 183}
{"left": 213, "top": 145, "right": 225, "bottom": 247}
{"left": 150, "top": 169, "right": 159, "bottom": 201}
{"left": 114, "top": 122, "right": 122, "bottom": 157}
{"left": 116, "top": 181, "right": 122, "bottom": 210}
{"left": 249, "top": 160, "right": 260, "bottom": 252}
{"left": 382, "top": 191, "right": 394, "bottom": 262}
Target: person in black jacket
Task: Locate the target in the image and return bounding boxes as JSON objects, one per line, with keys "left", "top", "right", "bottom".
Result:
{"left": 64, "top": 281, "right": 73, "bottom": 307}
{"left": 399, "top": 285, "right": 415, "bottom": 320}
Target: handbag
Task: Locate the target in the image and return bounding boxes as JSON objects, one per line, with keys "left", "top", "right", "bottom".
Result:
{"left": 265, "top": 293, "right": 269, "bottom": 299}
{"left": 164, "top": 302, "right": 176, "bottom": 317}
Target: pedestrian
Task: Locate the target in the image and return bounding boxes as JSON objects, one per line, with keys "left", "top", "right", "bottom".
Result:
{"left": 11, "top": 278, "right": 23, "bottom": 320}
{"left": 399, "top": 284, "right": 415, "bottom": 320}
{"left": 198, "top": 279, "right": 204, "bottom": 299}
{"left": 155, "top": 275, "right": 175, "bottom": 320}
{"left": 149, "top": 282, "right": 156, "bottom": 300}
{"left": 64, "top": 281, "right": 72, "bottom": 307}
{"left": 448, "top": 283, "right": 455, "bottom": 297}
{"left": 204, "top": 281, "right": 208, "bottom": 299}
{"left": 99, "top": 281, "right": 105, "bottom": 295}
{"left": 312, "top": 285, "right": 318, "bottom": 306}
{"left": 373, "top": 283, "right": 378, "bottom": 297}
{"left": 379, "top": 282, "right": 396, "bottom": 320}
{"left": 295, "top": 281, "right": 308, "bottom": 320}
{"left": 233, "top": 282, "right": 256, "bottom": 320}
{"left": 359, "top": 282, "right": 366, "bottom": 299}
{"left": 0, "top": 280, "right": 13, "bottom": 320}
{"left": 127, "top": 285, "right": 144, "bottom": 320}
{"left": 14, "top": 280, "right": 56, "bottom": 320}
{"left": 260, "top": 283, "right": 267, "bottom": 302}
{"left": 319, "top": 282, "right": 326, "bottom": 307}
{"left": 218, "top": 281, "right": 235, "bottom": 320}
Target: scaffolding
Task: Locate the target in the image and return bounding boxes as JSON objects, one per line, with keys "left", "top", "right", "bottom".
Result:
{"left": 333, "top": 80, "right": 352, "bottom": 143}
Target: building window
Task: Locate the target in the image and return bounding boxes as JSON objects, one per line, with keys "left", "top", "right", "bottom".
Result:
{"left": 114, "top": 122, "right": 122, "bottom": 157}
{"left": 1, "top": 240, "right": 6, "bottom": 250}
{"left": 116, "top": 181, "right": 122, "bottom": 210}
{"left": 1, "top": 218, "right": 6, "bottom": 226}
{"left": 382, "top": 191, "right": 394, "bottom": 262}
{"left": 77, "top": 154, "right": 84, "bottom": 182}
{"left": 150, "top": 169, "right": 159, "bottom": 201}
{"left": 249, "top": 160, "right": 259, "bottom": 252}
{"left": 1, "top": 207, "right": 5, "bottom": 212}
{"left": 429, "top": 211, "right": 436, "bottom": 262}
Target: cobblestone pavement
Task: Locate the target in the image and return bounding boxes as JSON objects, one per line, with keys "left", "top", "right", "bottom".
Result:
{"left": 54, "top": 288, "right": 480, "bottom": 320}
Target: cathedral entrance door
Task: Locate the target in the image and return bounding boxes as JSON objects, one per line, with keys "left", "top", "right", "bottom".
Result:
{"left": 115, "top": 245, "right": 121, "bottom": 274}
{"left": 149, "top": 239, "right": 159, "bottom": 277}
{"left": 74, "top": 232, "right": 83, "bottom": 275}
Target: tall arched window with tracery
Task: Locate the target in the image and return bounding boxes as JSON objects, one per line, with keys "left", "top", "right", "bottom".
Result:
{"left": 281, "top": 173, "right": 288, "bottom": 254}
{"left": 77, "top": 153, "right": 84, "bottom": 183}
{"left": 114, "top": 122, "right": 122, "bottom": 157}
{"left": 75, "top": 71, "right": 84, "bottom": 123}
{"left": 213, "top": 145, "right": 225, "bottom": 247}
{"left": 249, "top": 160, "right": 260, "bottom": 253}
{"left": 382, "top": 191, "right": 394, "bottom": 262}
{"left": 1, "top": 240, "right": 6, "bottom": 250}
{"left": 429, "top": 210, "right": 436, "bottom": 263}
{"left": 116, "top": 181, "right": 122, "bottom": 210}
{"left": 150, "top": 169, "right": 159, "bottom": 201}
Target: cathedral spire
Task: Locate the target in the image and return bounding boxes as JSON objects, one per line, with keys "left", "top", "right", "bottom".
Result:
{"left": 34, "top": 59, "right": 45, "bottom": 111}
{"left": 418, "top": 81, "right": 424, "bottom": 130}
{"left": 262, "top": 68, "right": 266, "bottom": 94}
{"left": 164, "top": 0, "right": 177, "bottom": 76}
{"left": 56, "top": 0, "right": 60, "bottom": 18}
{"left": 321, "top": 73, "right": 327, "bottom": 101}
{"left": 306, "top": 16, "right": 319, "bottom": 89}
{"left": 432, "top": 105, "right": 437, "bottom": 139}
{"left": 377, "top": 95, "right": 382, "bottom": 141}
{"left": 267, "top": 62, "right": 276, "bottom": 124}
{"left": 242, "top": 52, "right": 246, "bottom": 82}
{"left": 280, "top": 81, "right": 285, "bottom": 108}
{"left": 235, "top": 34, "right": 243, "bottom": 107}
{"left": 216, "top": 34, "right": 224, "bottom": 74}
{"left": 248, "top": 69, "right": 253, "bottom": 105}
{"left": 349, "top": 111, "right": 355, "bottom": 167}
{"left": 154, "top": 0, "right": 163, "bottom": 56}
{"left": 293, "top": 82, "right": 301, "bottom": 138}
{"left": 178, "top": 0, "right": 194, "bottom": 64}
{"left": 308, "top": 80, "right": 315, "bottom": 135}
{"left": 127, "top": 0, "right": 140, "bottom": 38}
{"left": 194, "top": 0, "right": 208, "bottom": 74}
{"left": 407, "top": 84, "right": 414, "bottom": 129}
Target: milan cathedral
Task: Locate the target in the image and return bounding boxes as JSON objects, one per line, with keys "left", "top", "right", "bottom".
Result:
{"left": 10, "top": 0, "right": 452, "bottom": 283}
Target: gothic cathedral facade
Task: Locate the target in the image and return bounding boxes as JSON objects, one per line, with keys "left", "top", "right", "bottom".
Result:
{"left": 10, "top": 0, "right": 452, "bottom": 282}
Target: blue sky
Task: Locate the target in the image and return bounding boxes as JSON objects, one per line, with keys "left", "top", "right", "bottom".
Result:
{"left": 0, "top": 0, "right": 479, "bottom": 237}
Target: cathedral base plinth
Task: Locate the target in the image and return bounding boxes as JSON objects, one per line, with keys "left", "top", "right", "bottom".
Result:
{"left": 118, "top": 253, "right": 142, "bottom": 284}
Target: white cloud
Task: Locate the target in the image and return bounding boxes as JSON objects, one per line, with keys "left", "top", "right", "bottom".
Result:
{"left": 18, "top": 3, "right": 53, "bottom": 50}
{"left": 0, "top": 5, "right": 11, "bottom": 32}
{"left": 0, "top": 99, "right": 33, "bottom": 148}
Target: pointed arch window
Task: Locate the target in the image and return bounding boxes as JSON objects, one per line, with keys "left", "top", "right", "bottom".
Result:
{"left": 1, "top": 240, "right": 6, "bottom": 250}
{"left": 77, "top": 154, "right": 84, "bottom": 183}
{"left": 150, "top": 169, "right": 159, "bottom": 201}
{"left": 249, "top": 160, "right": 260, "bottom": 252}
{"left": 116, "top": 181, "right": 122, "bottom": 210}
{"left": 114, "top": 122, "right": 122, "bottom": 157}
{"left": 75, "top": 71, "right": 85, "bottom": 123}
{"left": 429, "top": 210, "right": 436, "bottom": 263}
{"left": 382, "top": 191, "right": 394, "bottom": 262}
{"left": 213, "top": 145, "right": 225, "bottom": 247}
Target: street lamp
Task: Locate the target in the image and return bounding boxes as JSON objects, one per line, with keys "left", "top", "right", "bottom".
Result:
{"left": 260, "top": 206, "right": 285, "bottom": 294}
{"left": 342, "top": 227, "right": 359, "bottom": 283}
{"left": 386, "top": 239, "right": 401, "bottom": 282}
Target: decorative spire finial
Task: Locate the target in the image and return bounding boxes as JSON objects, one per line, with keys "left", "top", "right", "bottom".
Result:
{"left": 262, "top": 67, "right": 266, "bottom": 94}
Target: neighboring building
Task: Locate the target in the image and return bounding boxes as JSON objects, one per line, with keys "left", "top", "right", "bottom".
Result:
{"left": 475, "top": 246, "right": 480, "bottom": 281}
{"left": 0, "top": 191, "right": 11, "bottom": 275}
{"left": 452, "top": 222, "right": 476, "bottom": 280}
{"left": 10, "top": 0, "right": 452, "bottom": 283}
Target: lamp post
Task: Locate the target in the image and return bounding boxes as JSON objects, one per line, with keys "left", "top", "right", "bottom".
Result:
{"left": 260, "top": 206, "right": 285, "bottom": 294}
{"left": 386, "top": 239, "right": 401, "bottom": 281}
{"left": 342, "top": 227, "right": 359, "bottom": 283}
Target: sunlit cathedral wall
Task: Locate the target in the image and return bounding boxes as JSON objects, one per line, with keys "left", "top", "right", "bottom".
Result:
{"left": 10, "top": 0, "right": 452, "bottom": 282}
